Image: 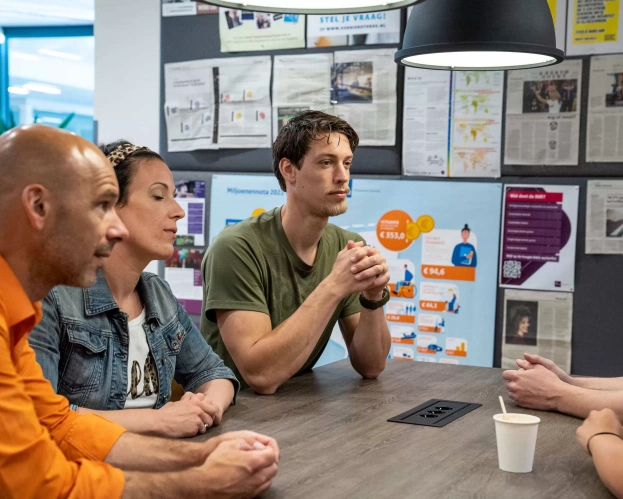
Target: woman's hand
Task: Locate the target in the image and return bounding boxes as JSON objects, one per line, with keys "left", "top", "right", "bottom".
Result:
{"left": 152, "top": 393, "right": 220, "bottom": 437}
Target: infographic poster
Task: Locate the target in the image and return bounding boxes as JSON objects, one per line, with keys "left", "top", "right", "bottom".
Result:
{"left": 209, "top": 175, "right": 502, "bottom": 368}
{"left": 499, "top": 184, "right": 579, "bottom": 292}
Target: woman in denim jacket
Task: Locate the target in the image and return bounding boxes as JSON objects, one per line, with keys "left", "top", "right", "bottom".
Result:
{"left": 29, "top": 141, "right": 239, "bottom": 438}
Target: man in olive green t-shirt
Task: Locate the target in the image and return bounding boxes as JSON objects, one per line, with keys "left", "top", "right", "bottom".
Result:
{"left": 201, "top": 111, "right": 392, "bottom": 393}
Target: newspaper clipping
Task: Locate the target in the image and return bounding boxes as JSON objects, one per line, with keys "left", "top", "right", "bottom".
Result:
{"left": 402, "top": 69, "right": 502, "bottom": 178}
{"left": 331, "top": 49, "right": 397, "bottom": 146}
{"left": 502, "top": 289, "right": 573, "bottom": 372}
{"left": 271, "top": 49, "right": 396, "bottom": 145}
{"left": 272, "top": 53, "right": 332, "bottom": 140}
{"left": 164, "top": 56, "right": 272, "bottom": 151}
{"left": 586, "top": 180, "right": 623, "bottom": 253}
{"left": 450, "top": 71, "right": 503, "bottom": 178}
{"left": 164, "top": 58, "right": 217, "bottom": 152}
{"left": 402, "top": 68, "right": 451, "bottom": 176}
{"left": 217, "top": 57, "right": 272, "bottom": 148}
{"left": 587, "top": 55, "right": 623, "bottom": 162}
{"left": 504, "top": 59, "right": 582, "bottom": 165}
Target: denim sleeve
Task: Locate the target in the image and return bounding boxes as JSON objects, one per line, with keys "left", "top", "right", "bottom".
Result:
{"left": 174, "top": 300, "right": 240, "bottom": 403}
{"left": 28, "top": 291, "right": 63, "bottom": 394}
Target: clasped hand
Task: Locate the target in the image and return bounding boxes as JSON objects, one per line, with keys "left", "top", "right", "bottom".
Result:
{"left": 330, "top": 241, "right": 390, "bottom": 301}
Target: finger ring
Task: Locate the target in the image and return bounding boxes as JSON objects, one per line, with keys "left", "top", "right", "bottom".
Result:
{"left": 204, "top": 424, "right": 209, "bottom": 431}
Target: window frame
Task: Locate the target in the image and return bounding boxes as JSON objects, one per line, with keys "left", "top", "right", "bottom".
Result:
{"left": 0, "top": 25, "right": 94, "bottom": 127}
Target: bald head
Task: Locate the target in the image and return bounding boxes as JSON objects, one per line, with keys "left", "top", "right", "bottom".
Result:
{"left": 0, "top": 125, "right": 128, "bottom": 301}
{"left": 0, "top": 125, "right": 111, "bottom": 201}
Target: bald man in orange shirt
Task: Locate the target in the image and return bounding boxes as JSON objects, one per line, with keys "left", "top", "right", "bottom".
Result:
{"left": 0, "top": 126, "right": 278, "bottom": 499}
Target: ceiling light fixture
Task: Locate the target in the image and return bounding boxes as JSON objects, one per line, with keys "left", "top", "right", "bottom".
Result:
{"left": 8, "top": 86, "right": 29, "bottom": 95}
{"left": 395, "top": 0, "right": 564, "bottom": 71}
{"left": 10, "top": 51, "right": 39, "bottom": 61}
{"left": 23, "top": 83, "right": 62, "bottom": 95}
{"left": 38, "top": 49, "right": 82, "bottom": 61}
{"left": 197, "top": 0, "right": 418, "bottom": 14}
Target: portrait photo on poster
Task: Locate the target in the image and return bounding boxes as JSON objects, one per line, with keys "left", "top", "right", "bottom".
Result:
{"left": 501, "top": 289, "right": 572, "bottom": 371}
{"left": 505, "top": 300, "right": 538, "bottom": 347}
{"left": 606, "top": 72, "right": 623, "bottom": 107}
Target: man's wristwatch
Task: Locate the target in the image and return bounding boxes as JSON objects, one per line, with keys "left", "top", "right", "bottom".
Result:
{"left": 359, "top": 287, "right": 390, "bottom": 310}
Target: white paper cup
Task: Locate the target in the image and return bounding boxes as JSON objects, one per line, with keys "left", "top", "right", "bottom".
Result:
{"left": 493, "top": 413, "right": 540, "bottom": 473}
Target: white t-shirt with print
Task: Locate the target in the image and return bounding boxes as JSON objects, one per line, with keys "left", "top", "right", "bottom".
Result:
{"left": 547, "top": 99, "right": 561, "bottom": 113}
{"left": 124, "top": 309, "right": 159, "bottom": 409}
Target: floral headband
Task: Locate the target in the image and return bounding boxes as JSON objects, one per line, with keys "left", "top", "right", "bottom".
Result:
{"left": 106, "top": 144, "right": 150, "bottom": 168}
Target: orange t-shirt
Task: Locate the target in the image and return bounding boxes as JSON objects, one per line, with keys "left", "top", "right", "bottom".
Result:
{"left": 0, "top": 256, "right": 126, "bottom": 498}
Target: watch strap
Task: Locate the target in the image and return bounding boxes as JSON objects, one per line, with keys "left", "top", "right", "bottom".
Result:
{"left": 359, "top": 287, "right": 390, "bottom": 310}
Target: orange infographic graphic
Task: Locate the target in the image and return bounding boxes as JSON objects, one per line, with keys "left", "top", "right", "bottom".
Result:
{"left": 418, "top": 314, "right": 445, "bottom": 333}
{"left": 420, "top": 282, "right": 461, "bottom": 314}
{"left": 393, "top": 346, "right": 415, "bottom": 361}
{"left": 386, "top": 301, "right": 417, "bottom": 324}
{"left": 388, "top": 259, "right": 416, "bottom": 298}
{"left": 390, "top": 325, "right": 416, "bottom": 345}
{"left": 377, "top": 211, "right": 436, "bottom": 252}
{"left": 446, "top": 337, "right": 468, "bottom": 357}
{"left": 422, "top": 228, "right": 478, "bottom": 282}
{"left": 417, "top": 335, "right": 443, "bottom": 355}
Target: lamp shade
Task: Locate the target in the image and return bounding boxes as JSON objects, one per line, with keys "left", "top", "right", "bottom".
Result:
{"left": 198, "top": 0, "right": 418, "bottom": 14}
{"left": 395, "top": 0, "right": 564, "bottom": 71}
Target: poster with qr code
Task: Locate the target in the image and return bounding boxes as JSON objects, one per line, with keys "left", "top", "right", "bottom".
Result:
{"left": 499, "top": 184, "right": 579, "bottom": 292}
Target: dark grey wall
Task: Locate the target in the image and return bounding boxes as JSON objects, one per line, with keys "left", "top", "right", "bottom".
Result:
{"left": 163, "top": 12, "right": 623, "bottom": 377}
{"left": 160, "top": 12, "right": 404, "bottom": 174}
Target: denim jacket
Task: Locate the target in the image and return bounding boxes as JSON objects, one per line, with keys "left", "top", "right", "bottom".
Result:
{"left": 29, "top": 271, "right": 239, "bottom": 411}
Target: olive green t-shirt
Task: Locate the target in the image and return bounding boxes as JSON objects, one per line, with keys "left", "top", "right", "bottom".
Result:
{"left": 201, "top": 206, "right": 363, "bottom": 386}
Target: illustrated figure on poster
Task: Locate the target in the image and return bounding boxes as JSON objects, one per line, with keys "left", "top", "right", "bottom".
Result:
{"left": 446, "top": 294, "right": 460, "bottom": 314}
{"left": 434, "top": 318, "right": 445, "bottom": 332}
{"left": 505, "top": 304, "right": 537, "bottom": 346}
{"left": 393, "top": 264, "right": 414, "bottom": 296}
{"left": 452, "top": 224, "right": 477, "bottom": 267}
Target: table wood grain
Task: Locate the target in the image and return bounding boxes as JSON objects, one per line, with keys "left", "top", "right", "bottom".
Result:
{"left": 196, "top": 360, "right": 612, "bottom": 499}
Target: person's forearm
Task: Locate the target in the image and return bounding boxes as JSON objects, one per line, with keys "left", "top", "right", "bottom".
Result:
{"left": 242, "top": 280, "right": 343, "bottom": 394}
{"left": 571, "top": 377, "right": 623, "bottom": 391}
{"left": 123, "top": 467, "right": 209, "bottom": 499}
{"left": 589, "top": 434, "right": 623, "bottom": 499}
{"left": 347, "top": 308, "right": 391, "bottom": 378}
{"left": 106, "top": 432, "right": 208, "bottom": 472}
{"left": 197, "top": 379, "right": 235, "bottom": 412}
{"left": 556, "top": 384, "right": 623, "bottom": 420}
{"left": 78, "top": 407, "right": 169, "bottom": 436}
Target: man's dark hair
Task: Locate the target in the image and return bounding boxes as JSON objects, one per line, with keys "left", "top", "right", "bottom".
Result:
{"left": 272, "top": 110, "right": 359, "bottom": 192}
{"left": 99, "top": 140, "right": 164, "bottom": 206}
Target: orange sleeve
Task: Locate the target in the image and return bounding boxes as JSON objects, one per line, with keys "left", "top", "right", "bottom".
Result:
{"left": 0, "top": 316, "right": 126, "bottom": 499}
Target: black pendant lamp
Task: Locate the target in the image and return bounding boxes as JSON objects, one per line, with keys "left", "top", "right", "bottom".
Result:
{"left": 198, "top": 0, "right": 418, "bottom": 14}
{"left": 395, "top": 0, "right": 564, "bottom": 71}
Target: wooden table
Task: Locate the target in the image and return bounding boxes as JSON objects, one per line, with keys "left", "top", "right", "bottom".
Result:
{"left": 197, "top": 360, "right": 611, "bottom": 498}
